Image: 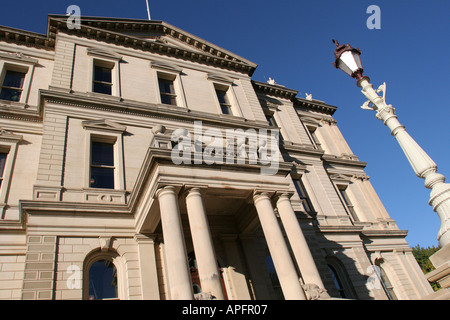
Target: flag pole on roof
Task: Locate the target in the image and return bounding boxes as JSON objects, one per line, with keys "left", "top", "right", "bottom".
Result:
{"left": 146, "top": 0, "right": 151, "bottom": 20}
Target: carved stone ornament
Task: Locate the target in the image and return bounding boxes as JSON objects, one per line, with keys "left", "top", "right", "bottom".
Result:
{"left": 194, "top": 292, "right": 216, "bottom": 300}
{"left": 99, "top": 237, "right": 112, "bottom": 252}
{"left": 302, "top": 283, "right": 330, "bottom": 300}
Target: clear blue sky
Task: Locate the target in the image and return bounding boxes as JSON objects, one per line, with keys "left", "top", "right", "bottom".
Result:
{"left": 1, "top": 0, "right": 448, "bottom": 248}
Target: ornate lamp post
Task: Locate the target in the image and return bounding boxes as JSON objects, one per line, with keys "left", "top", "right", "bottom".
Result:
{"left": 332, "top": 40, "right": 450, "bottom": 292}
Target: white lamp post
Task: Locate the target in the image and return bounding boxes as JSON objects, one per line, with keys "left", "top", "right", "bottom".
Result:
{"left": 332, "top": 40, "right": 450, "bottom": 250}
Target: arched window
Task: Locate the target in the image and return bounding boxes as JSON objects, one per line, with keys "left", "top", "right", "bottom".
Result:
{"left": 375, "top": 261, "right": 398, "bottom": 300}
{"left": 83, "top": 249, "right": 125, "bottom": 300}
{"left": 327, "top": 265, "right": 346, "bottom": 298}
{"left": 326, "top": 257, "right": 356, "bottom": 299}
{"left": 88, "top": 259, "right": 118, "bottom": 300}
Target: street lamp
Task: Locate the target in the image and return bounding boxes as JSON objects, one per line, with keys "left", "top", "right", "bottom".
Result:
{"left": 331, "top": 40, "right": 450, "bottom": 251}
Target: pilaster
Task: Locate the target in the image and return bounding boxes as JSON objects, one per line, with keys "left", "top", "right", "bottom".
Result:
{"left": 21, "top": 235, "right": 57, "bottom": 300}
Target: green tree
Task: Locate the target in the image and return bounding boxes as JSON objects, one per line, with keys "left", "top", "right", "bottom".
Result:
{"left": 412, "top": 244, "right": 441, "bottom": 291}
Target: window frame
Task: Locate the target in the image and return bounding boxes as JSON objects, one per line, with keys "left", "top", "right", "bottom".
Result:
{"left": 208, "top": 73, "right": 242, "bottom": 117}
{"left": 336, "top": 184, "right": 359, "bottom": 222}
{"left": 82, "top": 249, "right": 127, "bottom": 300}
{"left": 157, "top": 73, "right": 178, "bottom": 106}
{"left": 375, "top": 259, "right": 399, "bottom": 300}
{"left": 326, "top": 256, "right": 356, "bottom": 299}
{"left": 89, "top": 138, "right": 117, "bottom": 189}
{"left": 82, "top": 120, "right": 126, "bottom": 191}
{"left": 292, "top": 177, "right": 314, "bottom": 213}
{"left": 151, "top": 61, "right": 187, "bottom": 108}
{"left": 92, "top": 62, "right": 114, "bottom": 95}
{"left": 215, "top": 86, "right": 233, "bottom": 115}
{"left": 290, "top": 170, "right": 317, "bottom": 215}
{"left": 0, "top": 130, "right": 22, "bottom": 211}
{"left": 87, "top": 48, "right": 122, "bottom": 98}
{"left": 0, "top": 69, "right": 26, "bottom": 102}
{"left": 0, "top": 52, "right": 38, "bottom": 107}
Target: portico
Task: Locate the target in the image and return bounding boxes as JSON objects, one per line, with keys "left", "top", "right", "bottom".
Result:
{"left": 147, "top": 173, "right": 327, "bottom": 300}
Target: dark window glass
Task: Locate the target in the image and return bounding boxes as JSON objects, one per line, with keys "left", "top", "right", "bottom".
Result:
{"left": 293, "top": 179, "right": 314, "bottom": 212}
{"left": 90, "top": 141, "right": 114, "bottom": 189}
{"left": 0, "top": 70, "right": 25, "bottom": 102}
{"left": 158, "top": 78, "right": 177, "bottom": 105}
{"left": 0, "top": 152, "right": 7, "bottom": 189}
{"left": 91, "top": 141, "right": 114, "bottom": 166}
{"left": 339, "top": 187, "right": 358, "bottom": 221}
{"left": 88, "top": 260, "right": 118, "bottom": 300}
{"left": 376, "top": 263, "right": 398, "bottom": 300}
{"left": 93, "top": 65, "right": 112, "bottom": 95}
{"left": 328, "top": 265, "right": 346, "bottom": 298}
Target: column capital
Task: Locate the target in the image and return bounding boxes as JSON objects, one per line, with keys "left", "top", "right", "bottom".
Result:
{"left": 155, "top": 185, "right": 178, "bottom": 199}
{"left": 185, "top": 186, "right": 203, "bottom": 198}
{"left": 277, "top": 192, "right": 294, "bottom": 202}
{"left": 253, "top": 190, "right": 273, "bottom": 203}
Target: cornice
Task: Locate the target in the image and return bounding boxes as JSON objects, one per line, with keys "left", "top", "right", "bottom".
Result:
{"left": 322, "top": 154, "right": 367, "bottom": 168}
{"left": 0, "top": 25, "right": 53, "bottom": 50}
{"left": 1, "top": 16, "right": 258, "bottom": 75}
{"left": 252, "top": 80, "right": 298, "bottom": 100}
{"left": 47, "top": 16, "right": 256, "bottom": 76}
{"left": 294, "top": 97, "right": 337, "bottom": 116}
{"left": 360, "top": 229, "right": 408, "bottom": 238}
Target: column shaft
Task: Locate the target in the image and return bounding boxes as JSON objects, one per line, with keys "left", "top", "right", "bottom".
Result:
{"left": 253, "top": 192, "right": 307, "bottom": 300}
{"left": 157, "top": 186, "right": 193, "bottom": 300}
{"left": 277, "top": 194, "right": 328, "bottom": 295}
{"left": 186, "top": 188, "right": 225, "bottom": 300}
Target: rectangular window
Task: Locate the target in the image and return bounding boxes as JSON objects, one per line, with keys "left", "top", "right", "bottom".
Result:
{"left": 90, "top": 140, "right": 115, "bottom": 189}
{"left": 93, "top": 64, "right": 113, "bottom": 95}
{"left": 0, "top": 70, "right": 26, "bottom": 102}
{"left": 0, "top": 152, "right": 7, "bottom": 189}
{"left": 338, "top": 187, "right": 358, "bottom": 221}
{"left": 216, "top": 88, "right": 233, "bottom": 115}
{"left": 158, "top": 77, "right": 177, "bottom": 105}
{"left": 293, "top": 178, "right": 314, "bottom": 212}
{"left": 266, "top": 114, "right": 277, "bottom": 127}
{"left": 306, "top": 126, "right": 322, "bottom": 150}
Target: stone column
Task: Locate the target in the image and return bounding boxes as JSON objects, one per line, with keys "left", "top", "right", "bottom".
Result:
{"left": 156, "top": 186, "right": 193, "bottom": 300}
{"left": 277, "top": 193, "right": 329, "bottom": 299}
{"left": 185, "top": 188, "right": 225, "bottom": 300}
{"left": 253, "top": 191, "right": 307, "bottom": 300}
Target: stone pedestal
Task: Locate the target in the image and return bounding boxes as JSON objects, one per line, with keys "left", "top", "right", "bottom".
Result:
{"left": 424, "top": 244, "right": 450, "bottom": 300}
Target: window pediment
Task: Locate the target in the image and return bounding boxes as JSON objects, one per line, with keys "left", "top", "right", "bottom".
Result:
{"left": 82, "top": 119, "right": 127, "bottom": 133}
{"left": 151, "top": 61, "right": 183, "bottom": 74}
{"left": 329, "top": 173, "right": 352, "bottom": 185}
{"left": 0, "top": 129, "right": 23, "bottom": 143}
{"left": 87, "top": 47, "right": 122, "bottom": 61}
{"left": 0, "top": 52, "right": 39, "bottom": 65}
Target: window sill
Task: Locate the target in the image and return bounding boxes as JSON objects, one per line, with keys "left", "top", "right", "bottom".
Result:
{"left": 0, "top": 99, "right": 28, "bottom": 109}
{"left": 82, "top": 188, "right": 128, "bottom": 204}
{"left": 86, "top": 91, "right": 123, "bottom": 102}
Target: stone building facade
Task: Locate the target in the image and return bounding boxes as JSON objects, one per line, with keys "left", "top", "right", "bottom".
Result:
{"left": 0, "top": 15, "right": 433, "bottom": 300}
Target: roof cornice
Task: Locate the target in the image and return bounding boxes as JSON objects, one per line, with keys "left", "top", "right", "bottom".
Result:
{"left": 0, "top": 25, "right": 53, "bottom": 50}
{"left": 252, "top": 80, "right": 299, "bottom": 100}
{"left": 46, "top": 15, "right": 257, "bottom": 75}
{"left": 1, "top": 15, "right": 257, "bottom": 75}
{"left": 294, "top": 97, "right": 337, "bottom": 116}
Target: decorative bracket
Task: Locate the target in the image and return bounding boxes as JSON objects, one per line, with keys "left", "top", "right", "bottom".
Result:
{"left": 361, "top": 82, "right": 389, "bottom": 111}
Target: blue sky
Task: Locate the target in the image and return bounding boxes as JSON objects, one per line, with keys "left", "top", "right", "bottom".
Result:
{"left": 1, "top": 0, "right": 448, "bottom": 248}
